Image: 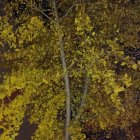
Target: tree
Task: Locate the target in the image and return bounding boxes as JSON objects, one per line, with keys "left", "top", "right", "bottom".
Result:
{"left": 0, "top": 0, "right": 140, "bottom": 140}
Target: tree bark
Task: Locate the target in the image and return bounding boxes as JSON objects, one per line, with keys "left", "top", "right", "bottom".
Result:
{"left": 52, "top": 1, "right": 71, "bottom": 140}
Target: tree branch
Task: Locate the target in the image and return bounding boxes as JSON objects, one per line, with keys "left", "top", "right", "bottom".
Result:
{"left": 52, "top": 1, "right": 71, "bottom": 140}
{"left": 25, "top": 0, "right": 56, "bottom": 23}
{"left": 32, "top": 5, "right": 55, "bottom": 23}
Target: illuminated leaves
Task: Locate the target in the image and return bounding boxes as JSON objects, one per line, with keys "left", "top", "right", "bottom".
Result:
{"left": 75, "top": 9, "right": 93, "bottom": 35}
{"left": 0, "top": 0, "right": 139, "bottom": 140}
{"left": 42, "top": 79, "right": 48, "bottom": 84}
{"left": 123, "top": 73, "right": 132, "bottom": 88}
{"left": 132, "top": 63, "right": 138, "bottom": 70}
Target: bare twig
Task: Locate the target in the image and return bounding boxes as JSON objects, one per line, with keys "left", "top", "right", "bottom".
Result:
{"left": 62, "top": 0, "right": 78, "bottom": 19}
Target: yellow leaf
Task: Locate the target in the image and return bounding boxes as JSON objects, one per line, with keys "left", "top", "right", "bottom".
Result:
{"left": 75, "top": 18, "right": 79, "bottom": 24}
{"left": 92, "top": 32, "right": 95, "bottom": 36}
{"left": 123, "top": 73, "right": 132, "bottom": 87}
{"left": 114, "top": 86, "right": 125, "bottom": 94}
{"left": 132, "top": 64, "right": 137, "bottom": 70}
{"left": 77, "top": 26, "right": 81, "bottom": 32}
{"left": 121, "top": 62, "right": 126, "bottom": 66}
{"left": 42, "top": 79, "right": 48, "bottom": 84}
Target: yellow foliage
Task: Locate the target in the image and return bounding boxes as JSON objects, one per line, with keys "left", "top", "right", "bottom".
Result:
{"left": 0, "top": 1, "right": 139, "bottom": 139}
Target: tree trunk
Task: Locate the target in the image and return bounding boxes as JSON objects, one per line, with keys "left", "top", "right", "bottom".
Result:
{"left": 52, "top": 1, "right": 71, "bottom": 140}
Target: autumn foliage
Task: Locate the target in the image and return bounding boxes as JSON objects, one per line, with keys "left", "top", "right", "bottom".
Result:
{"left": 0, "top": 0, "right": 140, "bottom": 140}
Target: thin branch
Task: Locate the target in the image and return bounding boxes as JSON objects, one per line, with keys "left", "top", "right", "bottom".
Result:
{"left": 32, "top": 5, "right": 55, "bottom": 23}
{"left": 62, "top": 3, "right": 74, "bottom": 19}
{"left": 61, "top": 0, "right": 78, "bottom": 19}
{"left": 25, "top": 0, "right": 56, "bottom": 23}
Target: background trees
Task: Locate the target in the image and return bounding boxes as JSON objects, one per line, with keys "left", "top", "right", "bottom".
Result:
{"left": 0, "top": 0, "right": 140, "bottom": 140}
